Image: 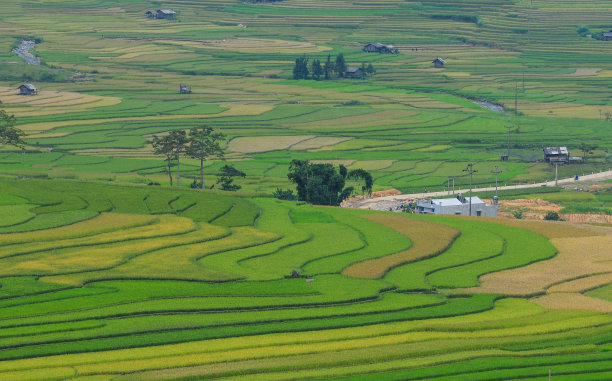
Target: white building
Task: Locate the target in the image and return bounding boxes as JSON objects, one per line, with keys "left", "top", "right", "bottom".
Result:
{"left": 417, "top": 195, "right": 497, "bottom": 217}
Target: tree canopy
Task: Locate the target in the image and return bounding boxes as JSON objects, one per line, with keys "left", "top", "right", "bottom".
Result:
{"left": 286, "top": 160, "right": 371, "bottom": 206}
{"left": 0, "top": 110, "right": 25, "bottom": 148}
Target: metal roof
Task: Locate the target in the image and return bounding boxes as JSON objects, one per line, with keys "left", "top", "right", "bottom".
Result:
{"left": 159, "top": 9, "right": 176, "bottom": 14}
{"left": 433, "top": 58, "right": 446, "bottom": 64}
{"left": 346, "top": 66, "right": 361, "bottom": 73}
{"left": 19, "top": 84, "right": 37, "bottom": 90}
{"left": 543, "top": 147, "right": 568, "bottom": 155}
{"left": 431, "top": 198, "right": 463, "bottom": 206}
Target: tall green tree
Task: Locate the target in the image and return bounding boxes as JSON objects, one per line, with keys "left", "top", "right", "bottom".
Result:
{"left": 168, "top": 130, "right": 188, "bottom": 187}
{"left": 366, "top": 63, "right": 375, "bottom": 78}
{"left": 0, "top": 110, "right": 25, "bottom": 148}
{"left": 152, "top": 134, "right": 176, "bottom": 186}
{"left": 348, "top": 169, "right": 373, "bottom": 195}
{"left": 335, "top": 53, "right": 346, "bottom": 78}
{"left": 287, "top": 160, "right": 359, "bottom": 206}
{"left": 293, "top": 55, "right": 309, "bottom": 79}
{"left": 324, "top": 54, "right": 332, "bottom": 80}
{"left": 217, "top": 165, "right": 246, "bottom": 191}
{"left": 187, "top": 126, "right": 225, "bottom": 189}
{"left": 312, "top": 59, "right": 322, "bottom": 80}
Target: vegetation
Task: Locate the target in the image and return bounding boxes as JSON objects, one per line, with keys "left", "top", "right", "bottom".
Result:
{"left": 0, "top": 179, "right": 609, "bottom": 380}
{"left": 0, "top": 110, "right": 24, "bottom": 148}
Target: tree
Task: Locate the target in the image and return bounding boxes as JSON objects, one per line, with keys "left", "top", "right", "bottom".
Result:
{"left": 366, "top": 63, "right": 375, "bottom": 78}
{"left": 347, "top": 168, "right": 373, "bottom": 195}
{"left": 152, "top": 134, "right": 176, "bottom": 186}
{"left": 216, "top": 165, "right": 245, "bottom": 191}
{"left": 168, "top": 130, "right": 188, "bottom": 187}
{"left": 0, "top": 110, "right": 25, "bottom": 148}
{"left": 287, "top": 160, "right": 360, "bottom": 206}
{"left": 311, "top": 59, "right": 322, "bottom": 80}
{"left": 335, "top": 53, "right": 346, "bottom": 78}
{"left": 323, "top": 54, "right": 332, "bottom": 80}
{"left": 579, "top": 142, "right": 597, "bottom": 162}
{"left": 186, "top": 126, "right": 225, "bottom": 189}
{"left": 293, "top": 55, "right": 309, "bottom": 80}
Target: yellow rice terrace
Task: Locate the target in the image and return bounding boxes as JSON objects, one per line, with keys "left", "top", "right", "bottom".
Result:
{"left": 0, "top": 180, "right": 610, "bottom": 380}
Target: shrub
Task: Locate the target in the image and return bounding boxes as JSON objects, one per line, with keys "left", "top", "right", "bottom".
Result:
{"left": 273, "top": 188, "right": 297, "bottom": 200}
{"left": 544, "top": 211, "right": 560, "bottom": 220}
{"left": 511, "top": 209, "right": 524, "bottom": 219}
{"left": 577, "top": 26, "right": 590, "bottom": 37}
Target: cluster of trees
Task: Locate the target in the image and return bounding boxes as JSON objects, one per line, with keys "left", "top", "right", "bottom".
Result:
{"left": 293, "top": 53, "right": 375, "bottom": 80}
{"left": 0, "top": 110, "right": 25, "bottom": 148}
{"left": 152, "top": 126, "right": 235, "bottom": 190}
{"left": 281, "top": 159, "right": 373, "bottom": 206}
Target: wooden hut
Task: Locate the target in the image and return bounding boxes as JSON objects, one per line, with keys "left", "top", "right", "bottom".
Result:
{"left": 432, "top": 58, "right": 446, "bottom": 68}
{"left": 18, "top": 84, "right": 38, "bottom": 96}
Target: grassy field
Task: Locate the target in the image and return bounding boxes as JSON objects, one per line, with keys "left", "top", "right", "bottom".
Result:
{"left": 0, "top": 179, "right": 610, "bottom": 379}
{"left": 0, "top": 0, "right": 611, "bottom": 194}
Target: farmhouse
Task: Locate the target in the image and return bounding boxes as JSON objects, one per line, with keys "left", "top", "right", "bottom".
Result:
{"left": 18, "top": 84, "right": 38, "bottom": 95}
{"left": 345, "top": 66, "right": 363, "bottom": 78}
{"left": 433, "top": 58, "right": 446, "bottom": 68}
{"left": 363, "top": 43, "right": 398, "bottom": 54}
{"left": 603, "top": 31, "right": 612, "bottom": 40}
{"left": 147, "top": 9, "right": 176, "bottom": 19}
{"left": 543, "top": 146, "right": 569, "bottom": 163}
{"left": 416, "top": 194, "right": 498, "bottom": 217}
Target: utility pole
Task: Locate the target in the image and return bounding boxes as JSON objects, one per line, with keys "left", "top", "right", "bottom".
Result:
{"left": 555, "top": 162, "right": 558, "bottom": 186}
{"left": 447, "top": 176, "right": 456, "bottom": 195}
{"left": 515, "top": 83, "right": 518, "bottom": 117}
{"left": 463, "top": 163, "right": 478, "bottom": 216}
{"left": 506, "top": 125, "right": 512, "bottom": 159}
{"left": 491, "top": 166, "right": 502, "bottom": 198}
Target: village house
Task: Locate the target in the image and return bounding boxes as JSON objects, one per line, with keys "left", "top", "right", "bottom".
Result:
{"left": 603, "top": 30, "right": 612, "bottom": 41}
{"left": 18, "top": 84, "right": 38, "bottom": 96}
{"left": 543, "top": 147, "right": 569, "bottom": 163}
{"left": 363, "top": 43, "right": 398, "bottom": 54}
{"left": 432, "top": 58, "right": 446, "bottom": 68}
{"left": 417, "top": 194, "right": 498, "bottom": 217}
{"left": 146, "top": 9, "right": 176, "bottom": 19}
{"left": 345, "top": 66, "right": 363, "bottom": 78}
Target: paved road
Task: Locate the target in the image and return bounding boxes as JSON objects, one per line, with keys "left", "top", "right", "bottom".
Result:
{"left": 353, "top": 169, "right": 612, "bottom": 209}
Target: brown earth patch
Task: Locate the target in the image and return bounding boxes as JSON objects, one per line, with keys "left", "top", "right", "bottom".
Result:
{"left": 342, "top": 214, "right": 459, "bottom": 279}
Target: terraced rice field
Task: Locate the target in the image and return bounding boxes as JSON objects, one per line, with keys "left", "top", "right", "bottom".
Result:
{"left": 0, "top": 0, "right": 611, "bottom": 193}
{"left": 0, "top": 179, "right": 611, "bottom": 380}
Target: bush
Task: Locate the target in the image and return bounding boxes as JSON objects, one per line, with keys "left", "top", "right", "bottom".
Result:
{"left": 273, "top": 188, "right": 297, "bottom": 200}
{"left": 511, "top": 209, "right": 524, "bottom": 219}
{"left": 577, "top": 26, "right": 590, "bottom": 37}
{"left": 544, "top": 211, "right": 560, "bottom": 220}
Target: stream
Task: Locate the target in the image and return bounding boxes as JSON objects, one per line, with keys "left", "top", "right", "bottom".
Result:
{"left": 12, "top": 40, "right": 40, "bottom": 65}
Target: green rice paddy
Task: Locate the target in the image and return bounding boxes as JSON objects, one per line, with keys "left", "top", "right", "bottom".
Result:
{"left": 0, "top": 0, "right": 610, "bottom": 193}
{"left": 2, "top": 0, "right": 612, "bottom": 378}
{"left": 0, "top": 179, "right": 609, "bottom": 379}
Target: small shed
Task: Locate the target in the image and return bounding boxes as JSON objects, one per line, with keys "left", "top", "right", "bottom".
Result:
{"left": 603, "top": 31, "right": 612, "bottom": 41}
{"left": 569, "top": 156, "right": 583, "bottom": 164}
{"left": 543, "top": 147, "right": 569, "bottom": 163}
{"left": 18, "top": 84, "right": 38, "bottom": 96}
{"left": 433, "top": 58, "right": 446, "bottom": 68}
{"left": 179, "top": 84, "right": 192, "bottom": 94}
{"left": 363, "top": 43, "right": 398, "bottom": 54}
{"left": 157, "top": 9, "right": 176, "bottom": 19}
{"left": 345, "top": 66, "right": 363, "bottom": 78}
{"left": 146, "top": 10, "right": 157, "bottom": 18}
